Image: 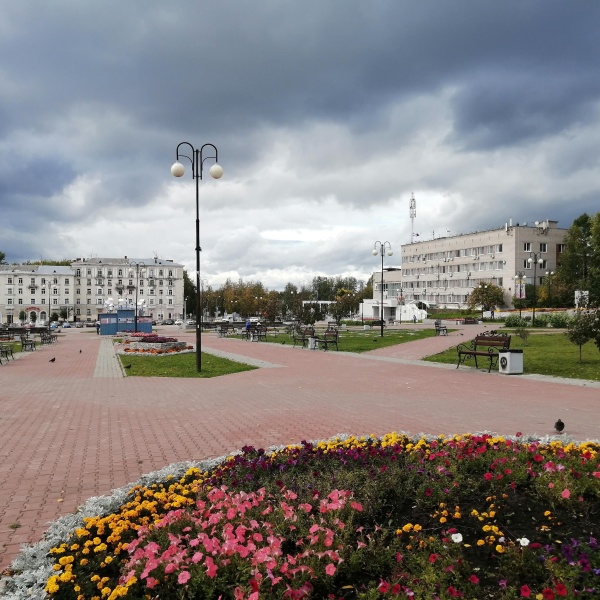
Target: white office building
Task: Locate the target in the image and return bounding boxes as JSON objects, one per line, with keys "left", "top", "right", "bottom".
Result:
{"left": 364, "top": 219, "right": 567, "bottom": 320}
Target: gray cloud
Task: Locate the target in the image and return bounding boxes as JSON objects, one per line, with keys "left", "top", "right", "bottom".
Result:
{"left": 1, "top": 1, "right": 599, "bottom": 287}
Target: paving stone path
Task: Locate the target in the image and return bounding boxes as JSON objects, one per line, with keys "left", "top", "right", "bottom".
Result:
{"left": 1, "top": 325, "right": 598, "bottom": 572}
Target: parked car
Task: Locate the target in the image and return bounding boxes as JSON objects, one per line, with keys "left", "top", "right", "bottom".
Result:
{"left": 162, "top": 319, "right": 174, "bottom": 325}
{"left": 75, "top": 322, "right": 84, "bottom": 328}
{"left": 174, "top": 319, "right": 183, "bottom": 325}
{"left": 50, "top": 323, "right": 60, "bottom": 329}
{"left": 85, "top": 321, "right": 96, "bottom": 327}
{"left": 186, "top": 320, "right": 196, "bottom": 326}
{"left": 62, "top": 322, "right": 71, "bottom": 328}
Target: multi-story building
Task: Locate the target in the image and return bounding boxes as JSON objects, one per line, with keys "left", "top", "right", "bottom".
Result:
{"left": 365, "top": 219, "right": 567, "bottom": 320}
{"left": 0, "top": 265, "right": 74, "bottom": 324}
{"left": 0, "top": 256, "right": 185, "bottom": 324}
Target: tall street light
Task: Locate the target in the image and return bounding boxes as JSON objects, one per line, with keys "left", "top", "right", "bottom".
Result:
{"left": 514, "top": 272, "right": 526, "bottom": 318}
{"left": 128, "top": 261, "right": 146, "bottom": 333}
{"left": 528, "top": 252, "right": 544, "bottom": 326}
{"left": 372, "top": 241, "right": 393, "bottom": 338}
{"left": 171, "top": 142, "right": 223, "bottom": 373}
{"left": 545, "top": 270, "right": 554, "bottom": 307}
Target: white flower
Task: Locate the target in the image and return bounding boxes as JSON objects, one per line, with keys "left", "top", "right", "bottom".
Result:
{"left": 451, "top": 533, "right": 463, "bottom": 543}
{"left": 517, "top": 537, "right": 530, "bottom": 546}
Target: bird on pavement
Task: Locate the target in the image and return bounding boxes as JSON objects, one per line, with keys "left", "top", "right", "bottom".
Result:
{"left": 79, "top": 349, "right": 82, "bottom": 353}
{"left": 124, "top": 364, "right": 132, "bottom": 369}
{"left": 49, "top": 357, "right": 56, "bottom": 362}
{"left": 554, "top": 418, "right": 565, "bottom": 433}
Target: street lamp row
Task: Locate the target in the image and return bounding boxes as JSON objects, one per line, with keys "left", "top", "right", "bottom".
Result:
{"left": 372, "top": 241, "right": 393, "bottom": 338}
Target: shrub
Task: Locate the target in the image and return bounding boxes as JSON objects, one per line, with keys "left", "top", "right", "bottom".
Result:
{"left": 532, "top": 314, "right": 551, "bottom": 328}
{"left": 504, "top": 315, "right": 528, "bottom": 327}
{"left": 549, "top": 312, "right": 572, "bottom": 328}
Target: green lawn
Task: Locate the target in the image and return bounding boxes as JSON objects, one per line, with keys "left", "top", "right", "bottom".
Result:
{"left": 118, "top": 351, "right": 257, "bottom": 378}
{"left": 233, "top": 327, "right": 438, "bottom": 353}
{"left": 423, "top": 332, "right": 600, "bottom": 381}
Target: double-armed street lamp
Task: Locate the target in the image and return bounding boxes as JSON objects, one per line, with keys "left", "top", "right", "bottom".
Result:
{"left": 528, "top": 252, "right": 544, "bottom": 326}
{"left": 545, "top": 270, "right": 555, "bottom": 306}
{"left": 128, "top": 261, "right": 146, "bottom": 333}
{"left": 171, "top": 142, "right": 223, "bottom": 373}
{"left": 514, "top": 272, "right": 526, "bottom": 317}
{"left": 372, "top": 241, "right": 393, "bottom": 338}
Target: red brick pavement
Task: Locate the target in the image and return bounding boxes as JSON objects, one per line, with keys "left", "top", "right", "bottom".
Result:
{"left": 1, "top": 326, "right": 598, "bottom": 571}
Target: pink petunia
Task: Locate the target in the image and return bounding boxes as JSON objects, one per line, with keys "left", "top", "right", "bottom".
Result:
{"left": 520, "top": 585, "right": 531, "bottom": 597}
{"left": 178, "top": 571, "right": 191, "bottom": 585}
{"left": 561, "top": 488, "right": 571, "bottom": 499}
{"left": 325, "top": 563, "right": 336, "bottom": 576}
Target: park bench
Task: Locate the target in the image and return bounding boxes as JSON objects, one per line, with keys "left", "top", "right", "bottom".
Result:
{"left": 20, "top": 334, "right": 36, "bottom": 352}
{"left": 292, "top": 326, "right": 314, "bottom": 348}
{"left": 434, "top": 320, "right": 448, "bottom": 336}
{"left": 218, "top": 323, "right": 231, "bottom": 338}
{"left": 313, "top": 327, "right": 339, "bottom": 351}
{"left": 0, "top": 343, "right": 14, "bottom": 364}
{"left": 456, "top": 332, "right": 511, "bottom": 373}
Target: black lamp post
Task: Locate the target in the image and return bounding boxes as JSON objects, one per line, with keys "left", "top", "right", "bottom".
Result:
{"left": 514, "top": 272, "right": 526, "bottom": 318}
{"left": 528, "top": 252, "right": 544, "bottom": 326}
{"left": 398, "top": 284, "right": 403, "bottom": 325}
{"left": 478, "top": 283, "right": 488, "bottom": 320}
{"left": 171, "top": 142, "right": 223, "bottom": 373}
{"left": 545, "top": 270, "right": 554, "bottom": 307}
{"left": 128, "top": 261, "right": 146, "bottom": 333}
{"left": 372, "top": 241, "right": 393, "bottom": 337}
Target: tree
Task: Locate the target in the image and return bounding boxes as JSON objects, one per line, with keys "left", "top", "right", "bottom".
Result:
{"left": 565, "top": 311, "right": 594, "bottom": 363}
{"left": 19, "top": 310, "right": 26, "bottom": 323}
{"left": 467, "top": 284, "right": 505, "bottom": 314}
{"left": 328, "top": 289, "right": 358, "bottom": 325}
{"left": 297, "top": 302, "right": 324, "bottom": 325}
{"left": 31, "top": 312, "right": 37, "bottom": 324}
{"left": 0, "top": 250, "right": 6, "bottom": 264}
{"left": 555, "top": 213, "right": 594, "bottom": 306}
{"left": 183, "top": 270, "right": 197, "bottom": 318}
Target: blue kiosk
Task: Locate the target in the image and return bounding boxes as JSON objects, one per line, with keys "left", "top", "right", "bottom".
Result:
{"left": 99, "top": 308, "right": 152, "bottom": 335}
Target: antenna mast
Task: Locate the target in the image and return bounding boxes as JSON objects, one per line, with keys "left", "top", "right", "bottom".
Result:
{"left": 409, "top": 193, "right": 417, "bottom": 243}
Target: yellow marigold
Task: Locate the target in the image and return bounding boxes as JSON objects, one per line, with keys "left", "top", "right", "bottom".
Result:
{"left": 402, "top": 523, "right": 413, "bottom": 532}
{"left": 544, "top": 511, "right": 552, "bottom": 517}
{"left": 94, "top": 543, "right": 108, "bottom": 553}
{"left": 58, "top": 556, "right": 74, "bottom": 565}
{"left": 482, "top": 525, "right": 491, "bottom": 532}
{"left": 80, "top": 559, "right": 89, "bottom": 566}
{"left": 101, "top": 587, "right": 112, "bottom": 597}
{"left": 439, "top": 517, "right": 447, "bottom": 524}
{"left": 477, "top": 540, "right": 485, "bottom": 546}
{"left": 495, "top": 545, "right": 505, "bottom": 553}
{"left": 489, "top": 511, "right": 496, "bottom": 518}
{"left": 413, "top": 524, "right": 423, "bottom": 532}
{"left": 45, "top": 576, "right": 60, "bottom": 594}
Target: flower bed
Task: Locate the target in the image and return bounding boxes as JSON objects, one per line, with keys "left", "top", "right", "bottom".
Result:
{"left": 117, "top": 334, "right": 191, "bottom": 355}
{"left": 4, "top": 432, "right": 600, "bottom": 599}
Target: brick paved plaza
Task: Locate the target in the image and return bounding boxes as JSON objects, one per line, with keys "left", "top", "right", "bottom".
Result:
{"left": 1, "top": 325, "right": 599, "bottom": 573}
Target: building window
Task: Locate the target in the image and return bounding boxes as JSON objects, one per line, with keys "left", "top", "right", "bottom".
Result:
{"left": 18, "top": 288, "right": 23, "bottom": 294}
{"left": 97, "top": 299, "right": 103, "bottom": 305}
{"left": 159, "top": 299, "right": 163, "bottom": 305}
{"left": 97, "top": 288, "right": 102, "bottom": 295}
{"left": 41, "top": 299, "right": 45, "bottom": 304}
{"left": 159, "top": 270, "right": 163, "bottom": 277}
{"left": 65, "top": 278, "right": 70, "bottom": 285}
{"left": 7, "top": 299, "right": 12, "bottom": 305}
{"left": 540, "top": 243, "right": 547, "bottom": 253}
{"left": 149, "top": 299, "right": 155, "bottom": 305}
{"left": 87, "top": 289, "right": 92, "bottom": 295}
{"left": 523, "top": 242, "right": 531, "bottom": 252}
{"left": 8, "top": 288, "right": 13, "bottom": 295}
{"left": 168, "top": 299, "right": 173, "bottom": 305}
{"left": 7, "top": 277, "right": 12, "bottom": 284}
{"left": 53, "top": 299, "right": 58, "bottom": 305}
{"left": 31, "top": 298, "right": 35, "bottom": 304}
{"left": 53, "top": 288, "right": 58, "bottom": 295}
{"left": 107, "top": 288, "right": 112, "bottom": 295}
{"left": 118, "top": 269, "right": 123, "bottom": 276}
{"left": 76, "top": 308, "right": 81, "bottom": 315}
{"left": 65, "top": 289, "right": 69, "bottom": 295}
{"left": 87, "top": 269, "right": 92, "bottom": 275}
{"left": 30, "top": 277, "right": 35, "bottom": 285}
{"left": 168, "top": 270, "right": 173, "bottom": 277}
{"left": 18, "top": 278, "right": 23, "bottom": 284}
{"left": 76, "top": 269, "right": 81, "bottom": 276}
{"left": 168, "top": 289, "right": 173, "bottom": 295}
{"left": 524, "top": 260, "right": 531, "bottom": 269}
{"left": 18, "top": 299, "right": 23, "bottom": 304}
{"left": 558, "top": 244, "right": 565, "bottom": 253}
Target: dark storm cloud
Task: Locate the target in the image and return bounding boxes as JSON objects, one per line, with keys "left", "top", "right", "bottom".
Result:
{"left": 1, "top": 1, "right": 599, "bottom": 284}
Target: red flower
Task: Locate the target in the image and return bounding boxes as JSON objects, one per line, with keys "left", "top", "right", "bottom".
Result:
{"left": 484, "top": 472, "right": 494, "bottom": 481}
{"left": 429, "top": 553, "right": 438, "bottom": 563}
{"left": 378, "top": 580, "right": 390, "bottom": 593}
{"left": 468, "top": 575, "right": 479, "bottom": 585}
{"left": 542, "top": 589, "right": 555, "bottom": 600}
{"left": 555, "top": 582, "right": 568, "bottom": 596}
{"left": 520, "top": 585, "right": 531, "bottom": 597}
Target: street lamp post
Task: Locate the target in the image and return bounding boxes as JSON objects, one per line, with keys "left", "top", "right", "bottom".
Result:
{"left": 372, "top": 241, "right": 393, "bottom": 338}
{"left": 528, "top": 253, "right": 544, "bottom": 326}
{"left": 398, "top": 283, "right": 403, "bottom": 325}
{"left": 514, "top": 272, "right": 526, "bottom": 318}
{"left": 128, "top": 262, "right": 146, "bottom": 333}
{"left": 171, "top": 142, "right": 223, "bottom": 373}
{"left": 478, "top": 283, "right": 488, "bottom": 320}
{"left": 545, "top": 270, "right": 554, "bottom": 307}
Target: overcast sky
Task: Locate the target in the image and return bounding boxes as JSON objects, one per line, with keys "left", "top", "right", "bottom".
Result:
{"left": 1, "top": 2, "right": 599, "bottom": 289}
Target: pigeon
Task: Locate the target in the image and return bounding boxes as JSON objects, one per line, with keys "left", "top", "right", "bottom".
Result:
{"left": 124, "top": 364, "right": 132, "bottom": 370}
{"left": 554, "top": 418, "right": 565, "bottom": 433}
{"left": 79, "top": 349, "right": 82, "bottom": 353}
{"left": 49, "top": 357, "right": 56, "bottom": 362}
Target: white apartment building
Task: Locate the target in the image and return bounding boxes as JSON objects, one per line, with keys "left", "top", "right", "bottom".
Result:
{"left": 0, "top": 256, "right": 185, "bottom": 324}
{"left": 365, "top": 219, "right": 567, "bottom": 319}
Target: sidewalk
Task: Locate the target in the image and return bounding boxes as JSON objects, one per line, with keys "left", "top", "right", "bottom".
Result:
{"left": 1, "top": 326, "right": 598, "bottom": 572}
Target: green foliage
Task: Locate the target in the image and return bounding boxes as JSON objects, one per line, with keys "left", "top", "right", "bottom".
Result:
{"left": 425, "top": 332, "right": 600, "bottom": 380}
{"left": 532, "top": 313, "right": 550, "bottom": 328}
{"left": 565, "top": 311, "right": 595, "bottom": 363}
{"left": 117, "top": 352, "right": 257, "bottom": 378}
{"left": 504, "top": 314, "right": 528, "bottom": 327}
{"left": 549, "top": 312, "right": 571, "bottom": 328}
{"left": 467, "top": 283, "right": 505, "bottom": 311}
{"left": 514, "top": 328, "right": 529, "bottom": 345}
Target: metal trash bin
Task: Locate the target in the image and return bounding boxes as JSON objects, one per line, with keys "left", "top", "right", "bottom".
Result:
{"left": 499, "top": 349, "right": 523, "bottom": 375}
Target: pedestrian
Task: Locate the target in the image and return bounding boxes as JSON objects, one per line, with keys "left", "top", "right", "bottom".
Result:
{"left": 491, "top": 308, "right": 495, "bottom": 319}
{"left": 413, "top": 315, "right": 417, "bottom": 324}
{"left": 96, "top": 321, "right": 100, "bottom": 335}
